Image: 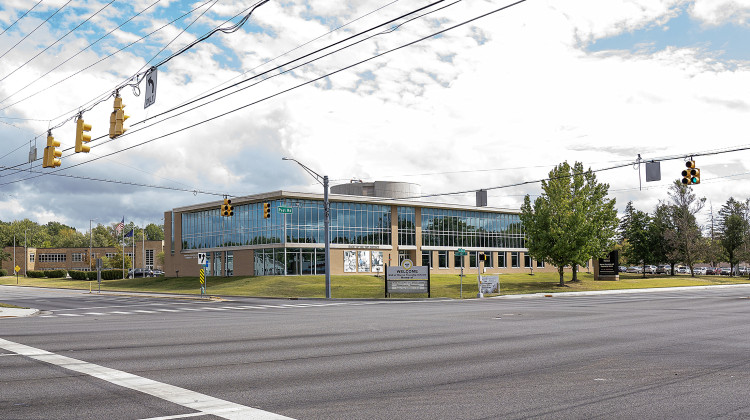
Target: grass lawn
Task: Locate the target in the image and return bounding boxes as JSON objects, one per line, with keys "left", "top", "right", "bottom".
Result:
{"left": 0, "top": 302, "right": 25, "bottom": 309}
{"left": 2, "top": 272, "right": 749, "bottom": 299}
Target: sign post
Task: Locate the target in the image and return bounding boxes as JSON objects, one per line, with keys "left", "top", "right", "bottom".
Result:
{"left": 96, "top": 258, "right": 102, "bottom": 294}
{"left": 14, "top": 265, "right": 20, "bottom": 284}
{"left": 199, "top": 268, "right": 205, "bottom": 297}
{"left": 456, "top": 248, "right": 467, "bottom": 298}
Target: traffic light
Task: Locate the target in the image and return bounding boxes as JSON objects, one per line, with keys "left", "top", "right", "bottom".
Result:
{"left": 75, "top": 118, "right": 92, "bottom": 153}
{"left": 42, "top": 133, "right": 61, "bottom": 168}
{"left": 221, "top": 198, "right": 233, "bottom": 217}
{"left": 263, "top": 202, "right": 271, "bottom": 219}
{"left": 109, "top": 96, "right": 129, "bottom": 138}
{"left": 681, "top": 160, "right": 700, "bottom": 185}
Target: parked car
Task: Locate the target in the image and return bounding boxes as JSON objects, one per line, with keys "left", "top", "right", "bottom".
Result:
{"left": 720, "top": 267, "right": 731, "bottom": 276}
{"left": 644, "top": 265, "right": 657, "bottom": 274}
{"left": 705, "top": 267, "right": 717, "bottom": 275}
{"left": 152, "top": 269, "right": 165, "bottom": 276}
{"left": 656, "top": 265, "right": 670, "bottom": 274}
{"left": 626, "top": 266, "right": 642, "bottom": 273}
{"left": 694, "top": 267, "right": 707, "bottom": 275}
{"left": 618, "top": 266, "right": 628, "bottom": 273}
{"left": 677, "top": 267, "right": 688, "bottom": 274}
{"left": 128, "top": 268, "right": 155, "bottom": 278}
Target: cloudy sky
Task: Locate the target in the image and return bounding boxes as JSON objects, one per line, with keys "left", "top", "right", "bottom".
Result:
{"left": 0, "top": 0, "right": 749, "bottom": 232}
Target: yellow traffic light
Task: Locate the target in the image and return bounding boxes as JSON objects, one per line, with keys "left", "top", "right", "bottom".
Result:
{"left": 263, "top": 202, "right": 271, "bottom": 219}
{"left": 75, "top": 118, "right": 92, "bottom": 153}
{"left": 681, "top": 160, "right": 700, "bottom": 185}
{"left": 221, "top": 198, "right": 233, "bottom": 217}
{"left": 109, "top": 96, "right": 129, "bottom": 138}
{"left": 43, "top": 134, "right": 61, "bottom": 168}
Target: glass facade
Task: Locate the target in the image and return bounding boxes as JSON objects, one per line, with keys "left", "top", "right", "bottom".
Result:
{"left": 181, "top": 199, "right": 391, "bottom": 250}
{"left": 398, "top": 206, "right": 415, "bottom": 246}
{"left": 421, "top": 208, "right": 524, "bottom": 249}
{"left": 254, "top": 248, "right": 326, "bottom": 276}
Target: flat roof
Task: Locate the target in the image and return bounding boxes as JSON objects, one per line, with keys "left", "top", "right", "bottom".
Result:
{"left": 171, "top": 190, "right": 520, "bottom": 214}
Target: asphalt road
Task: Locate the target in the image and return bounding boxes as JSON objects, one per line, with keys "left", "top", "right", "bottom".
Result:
{"left": 1, "top": 285, "right": 749, "bottom": 419}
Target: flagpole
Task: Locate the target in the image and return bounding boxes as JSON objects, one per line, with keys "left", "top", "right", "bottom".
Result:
{"left": 122, "top": 216, "right": 125, "bottom": 279}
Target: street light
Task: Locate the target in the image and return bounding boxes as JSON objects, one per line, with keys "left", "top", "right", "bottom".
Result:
{"left": 282, "top": 157, "right": 331, "bottom": 299}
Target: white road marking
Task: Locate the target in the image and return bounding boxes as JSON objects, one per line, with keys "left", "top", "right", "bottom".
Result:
{"left": 139, "top": 412, "right": 207, "bottom": 420}
{"left": 84, "top": 312, "right": 108, "bottom": 315}
{"left": 133, "top": 310, "right": 157, "bottom": 313}
{"left": 154, "top": 309, "right": 181, "bottom": 312}
{"left": 58, "top": 314, "right": 83, "bottom": 317}
{"left": 110, "top": 311, "right": 133, "bottom": 315}
{"left": 0, "top": 337, "right": 294, "bottom": 420}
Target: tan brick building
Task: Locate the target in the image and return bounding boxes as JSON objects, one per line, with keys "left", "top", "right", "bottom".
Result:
{"left": 164, "top": 183, "right": 565, "bottom": 278}
{"left": 2, "top": 241, "right": 164, "bottom": 275}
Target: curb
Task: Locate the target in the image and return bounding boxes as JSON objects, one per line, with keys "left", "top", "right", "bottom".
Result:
{"left": 490, "top": 283, "right": 750, "bottom": 299}
{"left": 0, "top": 308, "right": 40, "bottom": 318}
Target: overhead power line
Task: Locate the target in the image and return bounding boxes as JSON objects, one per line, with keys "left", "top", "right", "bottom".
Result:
{"left": 0, "top": 0, "right": 73, "bottom": 61}
{"left": 0, "top": 0, "right": 117, "bottom": 84}
{"left": 0, "top": 0, "right": 44, "bottom": 36}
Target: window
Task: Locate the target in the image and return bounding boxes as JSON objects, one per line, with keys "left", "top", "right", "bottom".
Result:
{"left": 105, "top": 253, "right": 116, "bottom": 259}
{"left": 398, "top": 251, "right": 410, "bottom": 265}
{"left": 485, "top": 252, "right": 494, "bottom": 268}
{"left": 421, "top": 251, "right": 432, "bottom": 268}
{"left": 498, "top": 252, "right": 506, "bottom": 268}
{"left": 72, "top": 253, "right": 83, "bottom": 262}
{"left": 511, "top": 252, "right": 520, "bottom": 268}
{"left": 38, "top": 253, "right": 66, "bottom": 263}
{"left": 524, "top": 254, "right": 532, "bottom": 268}
{"left": 146, "top": 249, "right": 154, "bottom": 269}
{"left": 29, "top": 253, "right": 34, "bottom": 262}
{"left": 438, "top": 251, "right": 448, "bottom": 268}
{"left": 536, "top": 259, "right": 544, "bottom": 268}
{"left": 398, "top": 207, "right": 416, "bottom": 246}
{"left": 469, "top": 252, "right": 477, "bottom": 268}
{"left": 226, "top": 251, "right": 233, "bottom": 276}
{"left": 421, "top": 208, "right": 525, "bottom": 249}
{"left": 454, "top": 253, "right": 464, "bottom": 268}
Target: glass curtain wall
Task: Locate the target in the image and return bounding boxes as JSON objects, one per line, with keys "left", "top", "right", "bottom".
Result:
{"left": 182, "top": 199, "right": 391, "bottom": 250}
{"left": 398, "top": 207, "right": 415, "bottom": 246}
{"left": 421, "top": 208, "right": 525, "bottom": 249}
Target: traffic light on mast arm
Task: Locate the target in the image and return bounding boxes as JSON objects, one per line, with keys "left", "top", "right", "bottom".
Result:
{"left": 75, "top": 117, "right": 92, "bottom": 153}
{"left": 42, "top": 132, "right": 61, "bottom": 168}
{"left": 263, "top": 202, "right": 271, "bottom": 219}
{"left": 221, "top": 198, "right": 233, "bottom": 217}
{"left": 109, "top": 96, "right": 129, "bottom": 138}
{"left": 681, "top": 160, "right": 700, "bottom": 185}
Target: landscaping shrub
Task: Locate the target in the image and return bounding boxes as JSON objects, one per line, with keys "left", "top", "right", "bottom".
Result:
{"left": 101, "top": 269, "right": 126, "bottom": 280}
{"left": 44, "top": 270, "right": 67, "bottom": 278}
{"left": 68, "top": 270, "right": 88, "bottom": 280}
{"left": 87, "top": 271, "right": 97, "bottom": 280}
{"left": 27, "top": 270, "right": 45, "bottom": 278}
{"left": 0, "top": 268, "right": 7, "bottom": 276}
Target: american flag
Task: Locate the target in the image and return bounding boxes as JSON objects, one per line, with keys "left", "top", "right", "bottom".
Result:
{"left": 115, "top": 217, "right": 124, "bottom": 235}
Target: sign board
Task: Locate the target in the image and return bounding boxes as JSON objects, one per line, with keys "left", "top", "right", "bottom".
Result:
{"left": 197, "top": 252, "right": 206, "bottom": 265}
{"left": 597, "top": 250, "right": 619, "bottom": 277}
{"left": 14, "top": 265, "right": 20, "bottom": 273}
{"left": 96, "top": 258, "right": 103, "bottom": 269}
{"left": 479, "top": 275, "right": 499, "bottom": 294}
{"left": 456, "top": 248, "right": 467, "bottom": 256}
{"left": 199, "top": 268, "right": 205, "bottom": 285}
{"left": 144, "top": 67, "right": 157, "bottom": 109}
{"left": 278, "top": 206, "right": 293, "bottom": 214}
{"left": 385, "top": 264, "right": 430, "bottom": 296}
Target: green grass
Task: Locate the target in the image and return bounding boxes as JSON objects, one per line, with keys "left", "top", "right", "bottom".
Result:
{"left": 2, "top": 272, "right": 749, "bottom": 299}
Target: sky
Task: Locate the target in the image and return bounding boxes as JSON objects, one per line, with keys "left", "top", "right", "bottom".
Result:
{"left": 0, "top": 0, "right": 749, "bottom": 233}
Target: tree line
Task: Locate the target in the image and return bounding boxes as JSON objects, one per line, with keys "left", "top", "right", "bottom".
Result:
{"left": 0, "top": 219, "right": 164, "bottom": 249}
{"left": 620, "top": 181, "right": 749, "bottom": 277}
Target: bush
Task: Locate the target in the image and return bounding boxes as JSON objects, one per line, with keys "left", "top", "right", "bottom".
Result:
{"left": 27, "top": 270, "right": 45, "bottom": 278}
{"left": 44, "top": 270, "right": 67, "bottom": 278}
{"left": 68, "top": 270, "right": 88, "bottom": 280}
{"left": 0, "top": 268, "right": 7, "bottom": 276}
{"left": 101, "top": 269, "right": 126, "bottom": 280}
{"left": 87, "top": 271, "right": 97, "bottom": 280}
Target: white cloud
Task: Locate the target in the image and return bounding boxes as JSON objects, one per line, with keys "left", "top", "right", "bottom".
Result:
{"left": 691, "top": 0, "right": 750, "bottom": 26}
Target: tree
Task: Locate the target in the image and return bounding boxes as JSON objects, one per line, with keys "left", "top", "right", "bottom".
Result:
{"left": 664, "top": 181, "right": 705, "bottom": 276}
{"left": 649, "top": 202, "right": 678, "bottom": 275}
{"left": 144, "top": 223, "right": 164, "bottom": 241}
{"left": 718, "top": 197, "right": 748, "bottom": 276}
{"left": 620, "top": 202, "right": 652, "bottom": 277}
{"left": 521, "top": 161, "right": 618, "bottom": 286}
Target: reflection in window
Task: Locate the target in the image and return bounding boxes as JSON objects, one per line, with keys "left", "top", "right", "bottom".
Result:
{"left": 421, "top": 208, "right": 525, "bottom": 249}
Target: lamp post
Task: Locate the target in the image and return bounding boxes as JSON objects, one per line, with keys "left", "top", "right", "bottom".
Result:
{"left": 282, "top": 157, "right": 331, "bottom": 299}
{"left": 90, "top": 219, "right": 96, "bottom": 271}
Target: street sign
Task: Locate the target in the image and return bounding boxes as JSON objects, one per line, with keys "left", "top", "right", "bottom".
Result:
{"left": 278, "top": 206, "right": 293, "bottom": 214}
{"left": 14, "top": 265, "right": 20, "bottom": 273}
{"left": 456, "top": 248, "right": 467, "bottom": 256}
{"left": 199, "top": 268, "right": 205, "bottom": 285}
{"left": 144, "top": 67, "right": 157, "bottom": 109}
{"left": 197, "top": 252, "right": 206, "bottom": 265}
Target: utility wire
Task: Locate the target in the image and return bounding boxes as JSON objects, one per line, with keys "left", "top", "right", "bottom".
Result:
{"left": 0, "top": 0, "right": 73, "bottom": 61}
{"left": 0, "top": 0, "right": 117, "bottom": 84}
{"left": 0, "top": 0, "right": 44, "bottom": 36}
{"left": 0, "top": 0, "right": 213, "bottom": 113}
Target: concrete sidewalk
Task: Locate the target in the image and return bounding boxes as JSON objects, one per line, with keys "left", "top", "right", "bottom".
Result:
{"left": 0, "top": 307, "right": 39, "bottom": 318}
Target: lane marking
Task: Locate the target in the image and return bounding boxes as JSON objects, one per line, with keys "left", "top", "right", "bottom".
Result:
{"left": 140, "top": 412, "right": 207, "bottom": 420}
{"left": 84, "top": 312, "right": 108, "bottom": 316}
{"left": 58, "top": 314, "right": 83, "bottom": 317}
{"left": 0, "top": 337, "right": 294, "bottom": 420}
